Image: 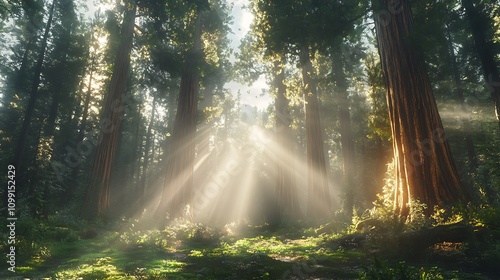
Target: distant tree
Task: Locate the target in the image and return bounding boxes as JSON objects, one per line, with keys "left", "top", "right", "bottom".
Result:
{"left": 331, "top": 44, "right": 356, "bottom": 218}
{"left": 252, "top": 0, "right": 366, "bottom": 219}
{"left": 139, "top": 96, "right": 156, "bottom": 198}
{"left": 156, "top": 1, "right": 207, "bottom": 219}
{"left": 444, "top": 23, "right": 478, "bottom": 168}
{"left": 272, "top": 57, "right": 301, "bottom": 223}
{"left": 0, "top": 0, "right": 44, "bottom": 153}
{"left": 235, "top": 30, "right": 301, "bottom": 222}
{"left": 461, "top": 0, "right": 500, "bottom": 127}
{"left": 298, "top": 46, "right": 331, "bottom": 218}
{"left": 13, "top": 0, "right": 55, "bottom": 173}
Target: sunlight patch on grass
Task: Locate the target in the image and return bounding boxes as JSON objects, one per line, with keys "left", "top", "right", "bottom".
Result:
{"left": 203, "top": 235, "right": 323, "bottom": 260}
{"left": 189, "top": 249, "right": 204, "bottom": 257}
{"left": 158, "top": 259, "right": 186, "bottom": 272}
{"left": 54, "top": 257, "right": 131, "bottom": 280}
{"left": 15, "top": 266, "right": 35, "bottom": 274}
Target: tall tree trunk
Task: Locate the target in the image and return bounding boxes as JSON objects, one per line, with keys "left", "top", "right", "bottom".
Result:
{"left": 83, "top": 1, "right": 136, "bottom": 219}
{"left": 373, "top": 0, "right": 470, "bottom": 218}
{"left": 332, "top": 47, "right": 356, "bottom": 219}
{"left": 462, "top": 0, "right": 500, "bottom": 127}
{"left": 45, "top": 0, "right": 75, "bottom": 138}
{"left": 139, "top": 97, "right": 156, "bottom": 198}
{"left": 131, "top": 105, "right": 142, "bottom": 196}
{"left": 157, "top": 15, "right": 202, "bottom": 220}
{"left": 1, "top": 17, "right": 37, "bottom": 135}
{"left": 273, "top": 57, "right": 301, "bottom": 224}
{"left": 77, "top": 56, "right": 95, "bottom": 145}
{"left": 299, "top": 47, "right": 331, "bottom": 220}
{"left": 13, "top": 0, "right": 55, "bottom": 171}
{"left": 445, "top": 25, "right": 477, "bottom": 169}
{"left": 1, "top": 36, "right": 34, "bottom": 133}
{"left": 197, "top": 83, "right": 216, "bottom": 157}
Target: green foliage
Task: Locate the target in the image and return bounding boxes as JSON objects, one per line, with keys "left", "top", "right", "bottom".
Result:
{"left": 132, "top": 267, "right": 172, "bottom": 280}
{"left": 479, "top": 241, "right": 500, "bottom": 272}
{"left": 55, "top": 257, "right": 131, "bottom": 280}
{"left": 368, "top": 159, "right": 468, "bottom": 232}
{"left": 117, "top": 218, "right": 221, "bottom": 249}
{"left": 469, "top": 205, "right": 500, "bottom": 228}
{"left": 164, "top": 218, "right": 221, "bottom": 246}
{"left": 252, "top": 0, "right": 367, "bottom": 56}
{"left": 360, "top": 259, "right": 446, "bottom": 280}
{"left": 0, "top": 212, "right": 86, "bottom": 266}
{"left": 3, "top": 217, "right": 498, "bottom": 279}
{"left": 367, "top": 159, "right": 405, "bottom": 233}
{"left": 405, "top": 200, "right": 429, "bottom": 231}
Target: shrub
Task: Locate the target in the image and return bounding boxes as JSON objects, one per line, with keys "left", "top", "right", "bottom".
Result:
{"left": 360, "top": 258, "right": 445, "bottom": 280}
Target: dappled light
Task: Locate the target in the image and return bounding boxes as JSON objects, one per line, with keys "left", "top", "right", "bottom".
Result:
{"left": 1, "top": 0, "right": 500, "bottom": 279}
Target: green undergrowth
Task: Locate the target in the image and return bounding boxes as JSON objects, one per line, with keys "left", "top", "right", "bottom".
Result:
{"left": 1, "top": 215, "right": 499, "bottom": 279}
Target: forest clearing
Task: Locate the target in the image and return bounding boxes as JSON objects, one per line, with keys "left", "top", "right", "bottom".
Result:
{"left": 1, "top": 0, "right": 500, "bottom": 279}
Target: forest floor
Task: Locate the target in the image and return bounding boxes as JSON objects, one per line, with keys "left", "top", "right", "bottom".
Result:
{"left": 1, "top": 218, "right": 499, "bottom": 279}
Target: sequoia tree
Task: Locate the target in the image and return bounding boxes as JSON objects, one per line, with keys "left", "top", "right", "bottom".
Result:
{"left": 461, "top": 0, "right": 500, "bottom": 127}
{"left": 156, "top": 6, "right": 204, "bottom": 219}
{"left": 83, "top": 0, "right": 136, "bottom": 219}
{"left": 373, "top": 0, "right": 470, "bottom": 217}
{"left": 331, "top": 45, "right": 356, "bottom": 218}
{"left": 298, "top": 47, "right": 331, "bottom": 218}
{"left": 272, "top": 57, "right": 301, "bottom": 222}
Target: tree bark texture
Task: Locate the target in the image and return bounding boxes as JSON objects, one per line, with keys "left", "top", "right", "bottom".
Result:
{"left": 139, "top": 96, "right": 156, "bottom": 198}
{"left": 157, "top": 15, "right": 202, "bottom": 219}
{"left": 83, "top": 0, "right": 136, "bottom": 219}
{"left": 332, "top": 47, "right": 356, "bottom": 219}
{"left": 273, "top": 58, "right": 301, "bottom": 222}
{"left": 299, "top": 47, "right": 331, "bottom": 220}
{"left": 373, "top": 0, "right": 469, "bottom": 218}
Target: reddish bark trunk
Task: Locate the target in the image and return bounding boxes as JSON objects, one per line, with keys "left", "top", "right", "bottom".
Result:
{"left": 139, "top": 97, "right": 156, "bottom": 198}
{"left": 332, "top": 47, "right": 356, "bottom": 218}
{"left": 373, "top": 0, "right": 469, "bottom": 217}
{"left": 83, "top": 1, "right": 136, "bottom": 219}
{"left": 273, "top": 57, "right": 301, "bottom": 223}
{"left": 157, "top": 15, "right": 202, "bottom": 220}
{"left": 299, "top": 47, "right": 331, "bottom": 220}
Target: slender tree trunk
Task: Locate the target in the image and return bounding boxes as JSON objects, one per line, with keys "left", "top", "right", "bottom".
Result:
{"left": 157, "top": 15, "right": 202, "bottom": 220}
{"left": 13, "top": 0, "right": 55, "bottom": 171}
{"left": 299, "top": 47, "right": 331, "bottom": 220}
{"left": 198, "top": 83, "right": 215, "bottom": 158}
{"left": 14, "top": 37, "right": 35, "bottom": 93}
{"left": 445, "top": 25, "right": 477, "bottom": 169}
{"left": 373, "top": 0, "right": 470, "bottom": 218}
{"left": 273, "top": 57, "right": 301, "bottom": 224}
{"left": 77, "top": 56, "right": 95, "bottom": 145}
{"left": 131, "top": 106, "right": 142, "bottom": 194}
{"left": 45, "top": 0, "right": 75, "bottom": 138}
{"left": 139, "top": 97, "right": 156, "bottom": 198}
{"left": 2, "top": 35, "right": 34, "bottom": 124}
{"left": 462, "top": 0, "right": 500, "bottom": 127}
{"left": 331, "top": 47, "right": 356, "bottom": 219}
{"left": 83, "top": 1, "right": 136, "bottom": 219}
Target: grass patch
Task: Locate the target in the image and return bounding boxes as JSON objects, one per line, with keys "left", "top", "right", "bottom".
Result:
{"left": 2, "top": 218, "right": 498, "bottom": 279}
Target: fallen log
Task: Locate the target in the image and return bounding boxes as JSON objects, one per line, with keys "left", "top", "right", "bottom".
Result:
{"left": 397, "top": 222, "right": 473, "bottom": 257}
